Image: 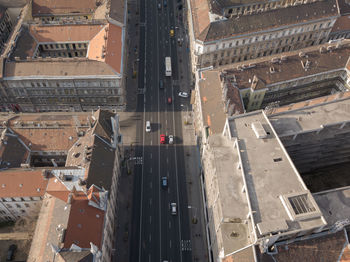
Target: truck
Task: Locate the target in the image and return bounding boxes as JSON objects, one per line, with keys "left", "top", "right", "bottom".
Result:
{"left": 165, "top": 57, "right": 172, "bottom": 77}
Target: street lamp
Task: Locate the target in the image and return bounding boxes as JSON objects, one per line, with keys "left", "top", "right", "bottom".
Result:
{"left": 188, "top": 205, "right": 198, "bottom": 224}
{"left": 181, "top": 104, "right": 189, "bottom": 125}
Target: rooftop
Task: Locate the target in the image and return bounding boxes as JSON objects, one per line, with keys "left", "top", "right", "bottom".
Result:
{"left": 228, "top": 111, "right": 326, "bottom": 239}
{"left": 223, "top": 41, "right": 350, "bottom": 91}
{"left": 6, "top": 22, "right": 123, "bottom": 76}
{"left": 268, "top": 93, "right": 350, "bottom": 137}
{"left": 109, "top": 0, "right": 125, "bottom": 24}
{"left": 32, "top": 0, "right": 98, "bottom": 17}
{"left": 191, "top": 0, "right": 338, "bottom": 41}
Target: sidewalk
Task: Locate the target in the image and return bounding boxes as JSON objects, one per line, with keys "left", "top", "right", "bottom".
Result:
{"left": 181, "top": 110, "right": 209, "bottom": 261}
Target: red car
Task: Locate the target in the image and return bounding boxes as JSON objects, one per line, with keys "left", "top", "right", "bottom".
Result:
{"left": 160, "top": 134, "right": 166, "bottom": 144}
{"left": 167, "top": 97, "right": 172, "bottom": 104}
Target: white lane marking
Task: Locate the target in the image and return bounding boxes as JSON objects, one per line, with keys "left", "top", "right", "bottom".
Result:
{"left": 149, "top": 254, "right": 151, "bottom": 262}
{"left": 150, "top": 216, "right": 152, "bottom": 224}
{"left": 169, "top": 220, "right": 171, "bottom": 229}
{"left": 170, "top": 240, "right": 172, "bottom": 248}
{"left": 150, "top": 140, "right": 152, "bottom": 145}
{"left": 149, "top": 198, "right": 152, "bottom": 206}
{"left": 166, "top": 158, "right": 169, "bottom": 164}
{"left": 150, "top": 153, "right": 152, "bottom": 159}
{"left": 150, "top": 167, "right": 152, "bottom": 173}
{"left": 149, "top": 234, "right": 151, "bottom": 242}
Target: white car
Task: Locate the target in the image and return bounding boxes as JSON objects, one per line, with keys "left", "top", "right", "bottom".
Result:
{"left": 170, "top": 203, "right": 177, "bottom": 215}
{"left": 178, "top": 92, "right": 189, "bottom": 98}
{"left": 145, "top": 121, "right": 151, "bottom": 132}
{"left": 168, "top": 135, "right": 174, "bottom": 144}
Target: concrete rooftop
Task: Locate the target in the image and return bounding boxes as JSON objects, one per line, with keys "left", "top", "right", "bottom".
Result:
{"left": 227, "top": 111, "right": 326, "bottom": 239}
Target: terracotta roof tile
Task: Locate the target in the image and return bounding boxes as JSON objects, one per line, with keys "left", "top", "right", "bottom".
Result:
{"left": 63, "top": 194, "right": 105, "bottom": 248}
{"left": 32, "top": 0, "right": 97, "bottom": 16}
{"left": 29, "top": 24, "right": 104, "bottom": 43}
{"left": 0, "top": 169, "right": 48, "bottom": 197}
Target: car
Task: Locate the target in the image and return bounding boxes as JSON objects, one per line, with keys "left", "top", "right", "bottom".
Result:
{"left": 160, "top": 134, "right": 166, "bottom": 144}
{"left": 170, "top": 29, "right": 174, "bottom": 37}
{"left": 161, "top": 177, "right": 168, "bottom": 188}
{"left": 167, "top": 97, "right": 172, "bottom": 104}
{"left": 178, "top": 4, "right": 183, "bottom": 10}
{"left": 145, "top": 121, "right": 151, "bottom": 132}
{"left": 170, "top": 203, "right": 177, "bottom": 215}
{"left": 159, "top": 79, "right": 164, "bottom": 89}
{"left": 178, "top": 92, "right": 189, "bottom": 98}
{"left": 168, "top": 135, "right": 174, "bottom": 144}
{"left": 6, "top": 244, "right": 17, "bottom": 261}
{"left": 158, "top": 2, "right": 161, "bottom": 9}
{"left": 164, "top": 0, "right": 167, "bottom": 7}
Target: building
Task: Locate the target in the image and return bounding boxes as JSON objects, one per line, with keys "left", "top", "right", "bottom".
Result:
{"left": 31, "top": 0, "right": 102, "bottom": 22}
{"left": 187, "top": 0, "right": 339, "bottom": 69}
{"left": 0, "top": 109, "right": 122, "bottom": 261}
{"left": 0, "top": 21, "right": 126, "bottom": 112}
{"left": 328, "top": 0, "right": 350, "bottom": 40}
{"left": 193, "top": 40, "right": 350, "bottom": 143}
{"left": 200, "top": 94, "right": 350, "bottom": 261}
{"left": 0, "top": 6, "right": 13, "bottom": 54}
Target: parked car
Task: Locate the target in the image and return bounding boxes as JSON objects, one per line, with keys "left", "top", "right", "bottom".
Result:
{"left": 160, "top": 134, "right": 166, "bottom": 144}
{"left": 178, "top": 92, "right": 189, "bottom": 98}
{"left": 168, "top": 135, "right": 174, "bottom": 144}
{"left": 167, "top": 97, "right": 172, "bottom": 104}
{"left": 145, "top": 121, "right": 151, "bottom": 132}
{"left": 6, "top": 244, "right": 17, "bottom": 261}
{"left": 170, "top": 203, "right": 177, "bottom": 215}
{"left": 161, "top": 177, "right": 168, "bottom": 188}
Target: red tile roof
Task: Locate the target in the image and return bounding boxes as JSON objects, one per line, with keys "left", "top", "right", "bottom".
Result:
{"left": 63, "top": 193, "right": 105, "bottom": 248}
{"left": 0, "top": 169, "right": 48, "bottom": 197}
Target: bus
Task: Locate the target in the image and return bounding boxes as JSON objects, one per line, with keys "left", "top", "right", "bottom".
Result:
{"left": 165, "top": 57, "right": 172, "bottom": 77}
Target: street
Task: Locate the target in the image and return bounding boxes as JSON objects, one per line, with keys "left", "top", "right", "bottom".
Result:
{"left": 129, "top": 0, "right": 193, "bottom": 261}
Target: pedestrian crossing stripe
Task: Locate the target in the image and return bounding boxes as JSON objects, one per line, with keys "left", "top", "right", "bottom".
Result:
{"left": 181, "top": 239, "right": 192, "bottom": 251}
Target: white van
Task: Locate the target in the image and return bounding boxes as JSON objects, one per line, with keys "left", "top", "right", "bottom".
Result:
{"left": 145, "top": 121, "right": 151, "bottom": 132}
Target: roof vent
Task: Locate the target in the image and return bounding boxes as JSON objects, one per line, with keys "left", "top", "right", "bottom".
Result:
{"left": 319, "top": 46, "right": 327, "bottom": 53}
{"left": 252, "top": 121, "right": 267, "bottom": 139}
{"left": 299, "top": 51, "right": 306, "bottom": 58}
{"left": 271, "top": 57, "right": 279, "bottom": 63}
{"left": 269, "top": 66, "right": 275, "bottom": 74}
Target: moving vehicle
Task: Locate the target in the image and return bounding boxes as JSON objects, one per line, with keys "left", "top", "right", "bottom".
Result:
{"left": 160, "top": 134, "right": 166, "bottom": 144}
{"left": 178, "top": 92, "right": 189, "bottom": 98}
{"left": 161, "top": 177, "right": 168, "bottom": 188}
{"left": 170, "top": 203, "right": 177, "bottom": 215}
{"left": 164, "top": 0, "right": 167, "bottom": 7}
{"left": 168, "top": 135, "right": 174, "bottom": 144}
{"left": 165, "top": 57, "right": 172, "bottom": 77}
{"left": 159, "top": 79, "right": 164, "bottom": 89}
{"left": 145, "top": 121, "right": 151, "bottom": 132}
{"left": 170, "top": 29, "right": 174, "bottom": 37}
{"left": 158, "top": 2, "right": 161, "bottom": 9}
{"left": 167, "top": 97, "right": 172, "bottom": 104}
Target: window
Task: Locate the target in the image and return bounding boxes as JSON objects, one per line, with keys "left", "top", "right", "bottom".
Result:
{"left": 229, "top": 43, "right": 232, "bottom": 47}
{"left": 24, "top": 203, "right": 30, "bottom": 208}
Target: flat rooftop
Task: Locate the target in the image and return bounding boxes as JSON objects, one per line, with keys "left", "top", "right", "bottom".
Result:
{"left": 268, "top": 94, "right": 350, "bottom": 137}
{"left": 227, "top": 111, "right": 326, "bottom": 238}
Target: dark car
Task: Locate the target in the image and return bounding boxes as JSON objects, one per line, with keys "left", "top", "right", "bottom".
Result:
{"left": 6, "top": 244, "right": 17, "bottom": 261}
{"left": 164, "top": 0, "right": 167, "bottom": 7}
{"left": 161, "top": 177, "right": 168, "bottom": 188}
{"left": 159, "top": 79, "right": 164, "bottom": 89}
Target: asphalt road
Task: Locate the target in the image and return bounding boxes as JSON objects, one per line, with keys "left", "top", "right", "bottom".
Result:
{"left": 129, "top": 0, "right": 192, "bottom": 261}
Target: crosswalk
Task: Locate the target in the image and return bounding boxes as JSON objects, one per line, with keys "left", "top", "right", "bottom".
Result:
{"left": 181, "top": 239, "right": 191, "bottom": 252}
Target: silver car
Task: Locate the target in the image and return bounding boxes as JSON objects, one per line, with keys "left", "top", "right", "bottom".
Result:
{"left": 178, "top": 92, "right": 189, "bottom": 98}
{"left": 168, "top": 135, "right": 174, "bottom": 144}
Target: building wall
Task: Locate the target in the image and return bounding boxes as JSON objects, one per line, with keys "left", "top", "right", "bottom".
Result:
{"left": 0, "top": 196, "right": 42, "bottom": 222}
{"left": 0, "top": 9, "right": 13, "bottom": 53}
{"left": 100, "top": 115, "right": 121, "bottom": 262}
{"left": 241, "top": 70, "right": 350, "bottom": 112}
{"left": 33, "top": 14, "right": 93, "bottom": 23}
{"left": 1, "top": 77, "right": 125, "bottom": 112}
{"left": 194, "top": 19, "right": 336, "bottom": 69}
